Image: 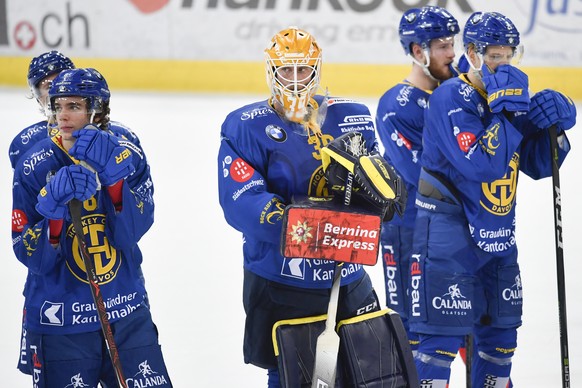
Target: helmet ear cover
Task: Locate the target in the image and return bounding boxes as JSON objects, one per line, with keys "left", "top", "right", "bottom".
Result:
{"left": 265, "top": 27, "right": 322, "bottom": 123}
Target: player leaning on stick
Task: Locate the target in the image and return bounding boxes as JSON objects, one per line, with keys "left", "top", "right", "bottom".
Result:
{"left": 10, "top": 51, "right": 151, "bottom": 380}
{"left": 375, "top": 5, "right": 459, "bottom": 356}
{"left": 408, "top": 11, "right": 576, "bottom": 387}
{"left": 11, "top": 68, "right": 171, "bottom": 387}
{"left": 217, "top": 27, "right": 409, "bottom": 387}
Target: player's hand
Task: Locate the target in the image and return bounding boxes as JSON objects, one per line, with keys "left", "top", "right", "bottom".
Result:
{"left": 70, "top": 125, "right": 135, "bottom": 186}
{"left": 483, "top": 64, "right": 530, "bottom": 113}
{"left": 36, "top": 165, "right": 98, "bottom": 220}
{"left": 527, "top": 89, "right": 577, "bottom": 131}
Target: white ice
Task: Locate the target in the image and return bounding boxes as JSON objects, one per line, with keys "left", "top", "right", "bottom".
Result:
{"left": 0, "top": 87, "right": 580, "bottom": 387}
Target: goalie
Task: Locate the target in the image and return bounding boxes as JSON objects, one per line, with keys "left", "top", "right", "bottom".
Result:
{"left": 218, "top": 27, "right": 413, "bottom": 387}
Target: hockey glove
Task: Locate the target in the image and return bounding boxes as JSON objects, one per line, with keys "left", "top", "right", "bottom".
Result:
{"left": 527, "top": 89, "right": 577, "bottom": 131}
{"left": 321, "top": 132, "right": 406, "bottom": 221}
{"left": 482, "top": 64, "right": 530, "bottom": 113}
{"left": 70, "top": 125, "right": 135, "bottom": 186}
{"left": 36, "top": 165, "right": 98, "bottom": 220}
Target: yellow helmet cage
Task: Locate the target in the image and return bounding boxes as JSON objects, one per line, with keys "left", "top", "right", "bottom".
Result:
{"left": 265, "top": 27, "right": 322, "bottom": 123}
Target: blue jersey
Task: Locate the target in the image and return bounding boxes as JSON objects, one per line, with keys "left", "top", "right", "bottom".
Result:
{"left": 218, "top": 96, "right": 378, "bottom": 289}
{"left": 11, "top": 123, "right": 154, "bottom": 335}
{"left": 421, "top": 75, "right": 570, "bottom": 255}
{"left": 376, "top": 82, "right": 431, "bottom": 228}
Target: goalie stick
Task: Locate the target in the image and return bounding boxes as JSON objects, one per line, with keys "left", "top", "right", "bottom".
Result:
{"left": 311, "top": 170, "right": 353, "bottom": 388}
{"left": 69, "top": 199, "right": 127, "bottom": 388}
{"left": 549, "top": 126, "right": 571, "bottom": 388}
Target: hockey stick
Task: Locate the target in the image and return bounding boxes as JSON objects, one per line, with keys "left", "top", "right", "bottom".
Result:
{"left": 69, "top": 199, "right": 128, "bottom": 388}
{"left": 311, "top": 170, "right": 354, "bottom": 388}
{"left": 548, "top": 126, "right": 571, "bottom": 388}
{"left": 464, "top": 335, "right": 472, "bottom": 388}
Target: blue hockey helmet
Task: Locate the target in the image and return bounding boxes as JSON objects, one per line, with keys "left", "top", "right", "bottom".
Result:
{"left": 49, "top": 68, "right": 110, "bottom": 114}
{"left": 27, "top": 50, "right": 75, "bottom": 90}
{"left": 463, "top": 12, "right": 520, "bottom": 54}
{"left": 399, "top": 6, "right": 460, "bottom": 55}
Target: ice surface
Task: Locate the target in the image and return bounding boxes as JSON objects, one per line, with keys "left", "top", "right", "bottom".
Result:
{"left": 1, "top": 87, "right": 580, "bottom": 387}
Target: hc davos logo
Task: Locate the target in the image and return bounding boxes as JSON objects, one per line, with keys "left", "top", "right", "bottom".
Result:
{"left": 66, "top": 214, "right": 121, "bottom": 285}
{"left": 432, "top": 284, "right": 472, "bottom": 315}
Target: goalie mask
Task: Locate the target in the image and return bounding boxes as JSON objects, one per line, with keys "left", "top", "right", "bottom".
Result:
{"left": 265, "top": 27, "right": 322, "bottom": 123}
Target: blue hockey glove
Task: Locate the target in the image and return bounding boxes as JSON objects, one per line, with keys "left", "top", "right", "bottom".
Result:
{"left": 527, "top": 89, "right": 577, "bottom": 131}
{"left": 482, "top": 64, "right": 530, "bottom": 113}
{"left": 70, "top": 125, "right": 135, "bottom": 186}
{"left": 36, "top": 165, "right": 98, "bottom": 220}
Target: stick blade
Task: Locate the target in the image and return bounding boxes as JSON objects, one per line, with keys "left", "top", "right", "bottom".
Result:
{"left": 311, "top": 329, "right": 340, "bottom": 388}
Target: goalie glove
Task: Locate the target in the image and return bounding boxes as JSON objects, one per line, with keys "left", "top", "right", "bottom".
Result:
{"left": 321, "top": 132, "right": 407, "bottom": 221}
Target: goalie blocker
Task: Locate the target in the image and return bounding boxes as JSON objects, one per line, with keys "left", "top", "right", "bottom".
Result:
{"left": 273, "top": 309, "right": 419, "bottom": 387}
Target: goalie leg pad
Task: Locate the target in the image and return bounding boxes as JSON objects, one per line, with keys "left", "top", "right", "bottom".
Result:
{"left": 338, "top": 309, "right": 419, "bottom": 388}
{"left": 272, "top": 315, "right": 329, "bottom": 388}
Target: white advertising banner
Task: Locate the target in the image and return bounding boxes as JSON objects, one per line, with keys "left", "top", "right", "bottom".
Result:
{"left": 0, "top": 0, "right": 581, "bottom": 66}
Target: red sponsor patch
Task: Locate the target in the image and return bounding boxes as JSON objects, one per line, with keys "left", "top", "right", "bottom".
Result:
{"left": 456, "top": 132, "right": 476, "bottom": 152}
{"left": 12, "top": 209, "right": 27, "bottom": 232}
{"left": 230, "top": 158, "right": 254, "bottom": 183}
{"left": 128, "top": 0, "right": 169, "bottom": 13}
{"left": 282, "top": 206, "right": 381, "bottom": 265}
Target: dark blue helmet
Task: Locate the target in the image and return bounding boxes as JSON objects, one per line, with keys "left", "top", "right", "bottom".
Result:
{"left": 399, "top": 6, "right": 460, "bottom": 55}
{"left": 49, "top": 68, "right": 110, "bottom": 113}
{"left": 463, "top": 12, "right": 520, "bottom": 54}
{"left": 27, "top": 51, "right": 75, "bottom": 90}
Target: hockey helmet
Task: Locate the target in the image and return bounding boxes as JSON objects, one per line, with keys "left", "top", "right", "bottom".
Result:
{"left": 27, "top": 51, "right": 75, "bottom": 92}
{"left": 399, "top": 6, "right": 460, "bottom": 55}
{"left": 49, "top": 68, "right": 110, "bottom": 114}
{"left": 463, "top": 12, "right": 520, "bottom": 54}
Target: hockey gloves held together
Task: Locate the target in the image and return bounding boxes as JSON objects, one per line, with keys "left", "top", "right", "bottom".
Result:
{"left": 321, "top": 132, "right": 407, "bottom": 221}
{"left": 69, "top": 125, "right": 135, "bottom": 186}
{"left": 483, "top": 64, "right": 530, "bottom": 114}
{"left": 36, "top": 165, "right": 98, "bottom": 220}
{"left": 527, "top": 89, "right": 577, "bottom": 131}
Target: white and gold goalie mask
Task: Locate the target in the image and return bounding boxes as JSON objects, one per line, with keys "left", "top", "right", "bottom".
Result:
{"left": 265, "top": 27, "right": 322, "bottom": 123}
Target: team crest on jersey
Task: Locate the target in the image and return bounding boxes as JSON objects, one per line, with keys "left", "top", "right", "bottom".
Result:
{"left": 65, "top": 214, "right": 121, "bottom": 284}
{"left": 265, "top": 124, "right": 287, "bottom": 142}
{"left": 480, "top": 153, "right": 519, "bottom": 216}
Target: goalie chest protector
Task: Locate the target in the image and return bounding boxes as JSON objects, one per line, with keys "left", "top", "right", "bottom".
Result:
{"left": 281, "top": 197, "right": 381, "bottom": 266}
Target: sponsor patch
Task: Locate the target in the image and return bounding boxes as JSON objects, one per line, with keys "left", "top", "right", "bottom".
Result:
{"left": 457, "top": 132, "right": 476, "bottom": 152}
{"left": 229, "top": 158, "right": 254, "bottom": 183}
{"left": 12, "top": 209, "right": 27, "bottom": 232}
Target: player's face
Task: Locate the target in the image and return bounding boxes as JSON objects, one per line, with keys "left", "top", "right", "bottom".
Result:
{"left": 53, "top": 96, "right": 90, "bottom": 141}
{"left": 35, "top": 73, "right": 59, "bottom": 111}
{"left": 483, "top": 45, "right": 516, "bottom": 71}
{"left": 275, "top": 65, "right": 314, "bottom": 92}
{"left": 428, "top": 36, "right": 456, "bottom": 80}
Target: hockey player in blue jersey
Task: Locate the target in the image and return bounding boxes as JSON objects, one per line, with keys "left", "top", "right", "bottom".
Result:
{"left": 375, "top": 6, "right": 459, "bottom": 356}
{"left": 408, "top": 11, "right": 576, "bottom": 387}
{"left": 11, "top": 51, "right": 151, "bottom": 379}
{"left": 9, "top": 51, "right": 75, "bottom": 169}
{"left": 218, "top": 27, "right": 414, "bottom": 387}
{"left": 11, "top": 68, "right": 171, "bottom": 387}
